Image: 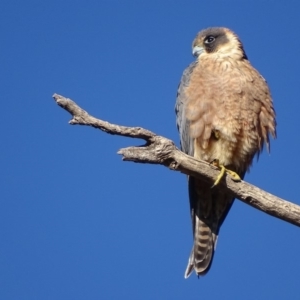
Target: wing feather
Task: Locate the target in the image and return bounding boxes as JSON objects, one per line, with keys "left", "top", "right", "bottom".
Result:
{"left": 175, "top": 62, "right": 198, "bottom": 156}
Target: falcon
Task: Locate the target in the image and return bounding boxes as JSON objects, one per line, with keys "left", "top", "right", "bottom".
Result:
{"left": 175, "top": 27, "right": 276, "bottom": 278}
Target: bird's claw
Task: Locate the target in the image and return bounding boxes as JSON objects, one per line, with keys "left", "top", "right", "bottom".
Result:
{"left": 210, "top": 159, "right": 241, "bottom": 188}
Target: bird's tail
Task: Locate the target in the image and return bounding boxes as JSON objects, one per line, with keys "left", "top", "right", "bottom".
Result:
{"left": 184, "top": 217, "right": 217, "bottom": 278}
{"left": 184, "top": 176, "right": 221, "bottom": 278}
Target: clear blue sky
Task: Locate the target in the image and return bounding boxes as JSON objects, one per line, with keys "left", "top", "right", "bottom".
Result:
{"left": 1, "top": 1, "right": 300, "bottom": 299}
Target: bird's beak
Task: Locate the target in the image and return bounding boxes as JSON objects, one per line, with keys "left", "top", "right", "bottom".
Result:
{"left": 192, "top": 46, "right": 204, "bottom": 57}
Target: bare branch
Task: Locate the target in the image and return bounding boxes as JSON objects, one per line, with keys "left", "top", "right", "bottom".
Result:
{"left": 53, "top": 93, "right": 300, "bottom": 228}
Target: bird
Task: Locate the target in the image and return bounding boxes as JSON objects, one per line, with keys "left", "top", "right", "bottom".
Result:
{"left": 175, "top": 27, "right": 276, "bottom": 278}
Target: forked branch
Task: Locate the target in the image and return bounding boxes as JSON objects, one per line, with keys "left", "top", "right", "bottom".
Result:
{"left": 53, "top": 93, "right": 300, "bottom": 227}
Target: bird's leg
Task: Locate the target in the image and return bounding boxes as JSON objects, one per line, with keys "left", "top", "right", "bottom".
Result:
{"left": 210, "top": 159, "right": 241, "bottom": 188}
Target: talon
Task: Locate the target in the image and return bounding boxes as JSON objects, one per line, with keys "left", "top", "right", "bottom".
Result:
{"left": 211, "top": 159, "right": 241, "bottom": 188}
{"left": 211, "top": 165, "right": 226, "bottom": 188}
{"left": 225, "top": 169, "right": 241, "bottom": 182}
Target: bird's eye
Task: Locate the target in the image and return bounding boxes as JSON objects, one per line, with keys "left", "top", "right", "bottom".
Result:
{"left": 205, "top": 36, "right": 215, "bottom": 44}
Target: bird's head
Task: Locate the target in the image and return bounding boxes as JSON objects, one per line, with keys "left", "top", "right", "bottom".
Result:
{"left": 192, "top": 27, "right": 248, "bottom": 60}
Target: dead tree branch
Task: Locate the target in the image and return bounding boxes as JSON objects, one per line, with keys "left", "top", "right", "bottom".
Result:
{"left": 52, "top": 93, "right": 300, "bottom": 227}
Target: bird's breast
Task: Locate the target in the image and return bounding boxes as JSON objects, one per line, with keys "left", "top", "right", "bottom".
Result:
{"left": 186, "top": 58, "right": 260, "bottom": 172}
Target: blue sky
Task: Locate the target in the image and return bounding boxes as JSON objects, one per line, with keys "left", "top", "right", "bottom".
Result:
{"left": 1, "top": 1, "right": 300, "bottom": 299}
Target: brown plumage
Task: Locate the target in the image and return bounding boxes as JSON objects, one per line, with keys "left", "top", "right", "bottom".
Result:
{"left": 175, "top": 27, "right": 276, "bottom": 277}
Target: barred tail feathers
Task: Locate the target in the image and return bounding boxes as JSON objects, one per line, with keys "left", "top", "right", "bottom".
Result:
{"left": 185, "top": 176, "right": 232, "bottom": 277}
{"left": 184, "top": 217, "right": 217, "bottom": 278}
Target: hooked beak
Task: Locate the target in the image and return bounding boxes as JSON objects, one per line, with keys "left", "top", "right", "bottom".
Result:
{"left": 192, "top": 46, "right": 204, "bottom": 57}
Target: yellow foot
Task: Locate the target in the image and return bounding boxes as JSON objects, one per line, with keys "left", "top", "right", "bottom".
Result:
{"left": 210, "top": 159, "right": 241, "bottom": 188}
